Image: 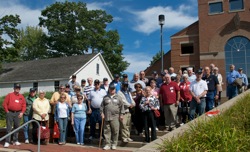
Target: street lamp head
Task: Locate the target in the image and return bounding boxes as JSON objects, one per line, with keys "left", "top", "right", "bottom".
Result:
{"left": 158, "top": 14, "right": 165, "bottom": 25}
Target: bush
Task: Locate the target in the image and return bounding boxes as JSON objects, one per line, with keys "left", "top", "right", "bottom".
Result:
{"left": 159, "top": 94, "right": 250, "bottom": 152}
{"left": 0, "top": 91, "right": 54, "bottom": 120}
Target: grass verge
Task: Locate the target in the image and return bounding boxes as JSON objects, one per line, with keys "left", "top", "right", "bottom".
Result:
{"left": 158, "top": 94, "right": 250, "bottom": 152}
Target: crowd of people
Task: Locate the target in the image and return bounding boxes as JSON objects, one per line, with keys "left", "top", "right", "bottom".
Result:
{"left": 2, "top": 63, "right": 248, "bottom": 150}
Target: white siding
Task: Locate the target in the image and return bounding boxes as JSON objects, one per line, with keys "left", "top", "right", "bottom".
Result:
{"left": 74, "top": 55, "right": 113, "bottom": 84}
{"left": 0, "top": 80, "right": 69, "bottom": 97}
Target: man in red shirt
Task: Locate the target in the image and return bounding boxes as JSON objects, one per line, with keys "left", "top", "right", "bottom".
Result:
{"left": 159, "top": 74, "right": 180, "bottom": 131}
{"left": 2, "top": 83, "right": 26, "bottom": 148}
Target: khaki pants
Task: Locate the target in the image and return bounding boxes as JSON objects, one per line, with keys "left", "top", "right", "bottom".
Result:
{"left": 104, "top": 118, "right": 120, "bottom": 146}
{"left": 120, "top": 112, "right": 131, "bottom": 140}
{"left": 164, "top": 104, "right": 177, "bottom": 128}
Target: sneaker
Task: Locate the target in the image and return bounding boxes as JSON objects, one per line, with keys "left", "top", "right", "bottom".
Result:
{"left": 149, "top": 128, "right": 151, "bottom": 131}
{"left": 80, "top": 143, "right": 84, "bottom": 146}
{"left": 77, "top": 143, "right": 80, "bottom": 145}
{"left": 156, "top": 127, "right": 159, "bottom": 131}
{"left": 127, "top": 138, "right": 133, "bottom": 142}
{"left": 122, "top": 138, "right": 128, "bottom": 143}
{"left": 13, "top": 141, "right": 21, "bottom": 146}
{"left": 111, "top": 145, "right": 117, "bottom": 150}
{"left": 25, "top": 139, "right": 29, "bottom": 144}
{"left": 4, "top": 142, "right": 9, "bottom": 148}
{"left": 139, "top": 133, "right": 144, "bottom": 137}
{"left": 88, "top": 136, "right": 93, "bottom": 140}
{"left": 180, "top": 123, "right": 184, "bottom": 126}
{"left": 103, "top": 145, "right": 111, "bottom": 150}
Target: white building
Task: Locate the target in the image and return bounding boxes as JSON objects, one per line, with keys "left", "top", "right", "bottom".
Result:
{"left": 0, "top": 53, "right": 113, "bottom": 96}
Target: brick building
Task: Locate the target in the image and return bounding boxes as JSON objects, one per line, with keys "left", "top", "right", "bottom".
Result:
{"left": 145, "top": 0, "right": 250, "bottom": 86}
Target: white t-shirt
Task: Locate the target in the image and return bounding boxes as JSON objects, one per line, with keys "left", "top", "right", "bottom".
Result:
{"left": 189, "top": 79, "right": 208, "bottom": 97}
{"left": 89, "top": 88, "right": 107, "bottom": 108}
{"left": 58, "top": 102, "right": 68, "bottom": 118}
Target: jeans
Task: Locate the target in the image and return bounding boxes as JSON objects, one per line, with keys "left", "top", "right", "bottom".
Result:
{"left": 58, "top": 118, "right": 68, "bottom": 143}
{"left": 206, "top": 91, "right": 215, "bottom": 112}
{"left": 227, "top": 84, "right": 238, "bottom": 99}
{"left": 90, "top": 108, "right": 102, "bottom": 137}
{"left": 189, "top": 98, "right": 206, "bottom": 120}
{"left": 23, "top": 115, "right": 32, "bottom": 140}
{"left": 74, "top": 117, "right": 86, "bottom": 144}
{"left": 6, "top": 111, "right": 21, "bottom": 143}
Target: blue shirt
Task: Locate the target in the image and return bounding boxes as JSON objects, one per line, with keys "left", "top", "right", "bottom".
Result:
{"left": 110, "top": 81, "right": 122, "bottom": 93}
{"left": 227, "top": 70, "right": 240, "bottom": 84}
{"left": 240, "top": 73, "right": 248, "bottom": 86}
{"left": 71, "top": 103, "right": 87, "bottom": 119}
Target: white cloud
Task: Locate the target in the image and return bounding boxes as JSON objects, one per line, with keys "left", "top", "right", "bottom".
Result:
{"left": 0, "top": 1, "right": 41, "bottom": 29}
{"left": 87, "top": 2, "right": 113, "bottom": 10}
{"left": 124, "top": 5, "right": 198, "bottom": 35}
{"left": 123, "top": 53, "right": 152, "bottom": 73}
{"left": 134, "top": 40, "right": 141, "bottom": 48}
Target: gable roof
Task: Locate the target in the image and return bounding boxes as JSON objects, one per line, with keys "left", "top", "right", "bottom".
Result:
{"left": 0, "top": 53, "right": 99, "bottom": 83}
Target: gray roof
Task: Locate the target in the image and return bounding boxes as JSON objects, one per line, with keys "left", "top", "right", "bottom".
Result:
{"left": 0, "top": 53, "right": 97, "bottom": 83}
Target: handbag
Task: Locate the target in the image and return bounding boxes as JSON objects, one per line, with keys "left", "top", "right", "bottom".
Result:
{"left": 154, "top": 110, "right": 161, "bottom": 118}
{"left": 37, "top": 122, "right": 50, "bottom": 139}
{"left": 234, "top": 78, "right": 242, "bottom": 87}
{"left": 53, "top": 122, "right": 60, "bottom": 139}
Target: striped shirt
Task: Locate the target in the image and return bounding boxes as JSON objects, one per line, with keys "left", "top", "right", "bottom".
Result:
{"left": 83, "top": 85, "right": 94, "bottom": 99}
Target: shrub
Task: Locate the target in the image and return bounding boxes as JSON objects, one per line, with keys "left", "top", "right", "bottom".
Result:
{"left": 159, "top": 94, "right": 250, "bottom": 152}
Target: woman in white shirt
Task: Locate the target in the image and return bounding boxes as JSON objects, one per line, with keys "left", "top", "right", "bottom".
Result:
{"left": 54, "top": 92, "right": 71, "bottom": 145}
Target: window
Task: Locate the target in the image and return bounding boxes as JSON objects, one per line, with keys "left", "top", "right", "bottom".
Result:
{"left": 225, "top": 36, "right": 250, "bottom": 77}
{"left": 229, "top": 0, "right": 244, "bottom": 11}
{"left": 33, "top": 82, "right": 38, "bottom": 90}
{"left": 209, "top": 2, "right": 223, "bottom": 14}
{"left": 54, "top": 81, "right": 60, "bottom": 91}
{"left": 96, "top": 63, "right": 99, "bottom": 75}
{"left": 181, "top": 43, "right": 194, "bottom": 54}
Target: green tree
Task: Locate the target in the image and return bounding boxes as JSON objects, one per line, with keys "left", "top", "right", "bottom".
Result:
{"left": 150, "top": 50, "right": 163, "bottom": 66}
{"left": 39, "top": 1, "right": 129, "bottom": 74}
{"left": 0, "top": 14, "right": 21, "bottom": 70}
{"left": 18, "top": 26, "right": 47, "bottom": 61}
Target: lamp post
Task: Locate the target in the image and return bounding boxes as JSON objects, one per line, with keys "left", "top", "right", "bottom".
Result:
{"left": 159, "top": 14, "right": 165, "bottom": 72}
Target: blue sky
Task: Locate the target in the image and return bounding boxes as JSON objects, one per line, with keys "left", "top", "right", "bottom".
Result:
{"left": 0, "top": 0, "right": 198, "bottom": 77}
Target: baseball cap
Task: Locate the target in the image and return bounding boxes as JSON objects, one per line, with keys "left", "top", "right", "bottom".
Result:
{"left": 103, "top": 78, "right": 108, "bottom": 81}
{"left": 152, "top": 71, "right": 157, "bottom": 75}
{"left": 114, "top": 74, "right": 120, "bottom": 78}
{"left": 195, "top": 69, "right": 203, "bottom": 74}
{"left": 14, "top": 83, "right": 21, "bottom": 88}
{"left": 238, "top": 68, "right": 243, "bottom": 71}
{"left": 65, "top": 84, "right": 70, "bottom": 88}
{"left": 72, "top": 75, "right": 76, "bottom": 78}
{"left": 122, "top": 74, "right": 128, "bottom": 78}
{"left": 122, "top": 81, "right": 129, "bottom": 86}
{"left": 161, "top": 71, "right": 166, "bottom": 76}
{"left": 30, "top": 88, "right": 36, "bottom": 92}
{"left": 94, "top": 79, "right": 100, "bottom": 84}
{"left": 109, "top": 83, "right": 116, "bottom": 90}
{"left": 81, "top": 79, "right": 86, "bottom": 82}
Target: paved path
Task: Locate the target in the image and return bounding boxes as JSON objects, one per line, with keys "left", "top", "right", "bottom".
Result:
{"left": 0, "top": 142, "right": 133, "bottom": 152}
